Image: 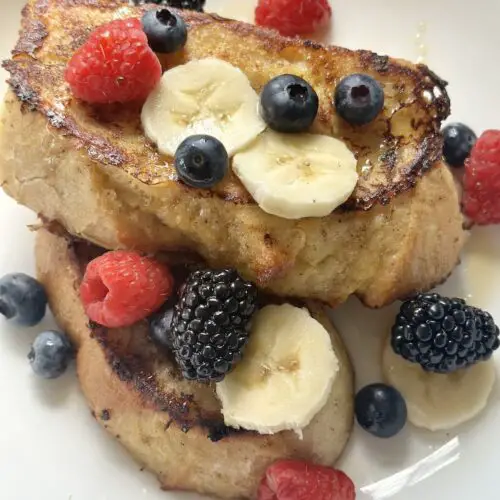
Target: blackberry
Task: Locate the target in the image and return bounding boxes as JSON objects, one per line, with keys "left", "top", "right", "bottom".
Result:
{"left": 171, "top": 269, "right": 257, "bottom": 381}
{"left": 132, "top": 0, "right": 205, "bottom": 11}
{"left": 391, "top": 293, "right": 500, "bottom": 373}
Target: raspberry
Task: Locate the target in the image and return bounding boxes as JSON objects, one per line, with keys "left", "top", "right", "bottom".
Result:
{"left": 258, "top": 460, "right": 355, "bottom": 500}
{"left": 462, "top": 130, "right": 500, "bottom": 225}
{"left": 255, "top": 0, "right": 332, "bottom": 37}
{"left": 80, "top": 251, "right": 174, "bottom": 328}
{"left": 65, "top": 18, "right": 162, "bottom": 104}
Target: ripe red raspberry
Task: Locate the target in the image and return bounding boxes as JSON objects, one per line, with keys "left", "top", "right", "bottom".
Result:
{"left": 80, "top": 251, "right": 173, "bottom": 328}
{"left": 462, "top": 130, "right": 500, "bottom": 225}
{"left": 65, "top": 18, "right": 162, "bottom": 104}
{"left": 258, "top": 460, "right": 356, "bottom": 500}
{"left": 255, "top": 0, "right": 332, "bottom": 37}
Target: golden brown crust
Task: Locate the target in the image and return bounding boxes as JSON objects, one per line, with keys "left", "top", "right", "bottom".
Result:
{"left": 5, "top": 0, "right": 450, "bottom": 210}
{"left": 35, "top": 228, "right": 354, "bottom": 499}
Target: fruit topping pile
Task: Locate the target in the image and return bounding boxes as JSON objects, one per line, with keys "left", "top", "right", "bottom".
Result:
{"left": 0, "top": 257, "right": 356, "bottom": 495}
{"left": 347, "top": 292, "right": 500, "bottom": 436}
{"left": 383, "top": 329, "right": 496, "bottom": 432}
{"left": 140, "top": 51, "right": 368, "bottom": 216}
{"left": 63, "top": 6, "right": 391, "bottom": 220}
{"left": 168, "top": 268, "right": 257, "bottom": 381}
{"left": 255, "top": 0, "right": 332, "bottom": 37}
{"left": 392, "top": 293, "right": 499, "bottom": 373}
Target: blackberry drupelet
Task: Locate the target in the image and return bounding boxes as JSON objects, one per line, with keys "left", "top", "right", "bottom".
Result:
{"left": 391, "top": 293, "right": 500, "bottom": 373}
{"left": 171, "top": 269, "right": 257, "bottom": 381}
{"left": 133, "top": 0, "right": 205, "bottom": 11}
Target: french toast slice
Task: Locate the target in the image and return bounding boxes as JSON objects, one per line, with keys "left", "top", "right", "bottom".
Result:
{"left": 0, "top": 0, "right": 466, "bottom": 306}
{"left": 35, "top": 227, "right": 354, "bottom": 499}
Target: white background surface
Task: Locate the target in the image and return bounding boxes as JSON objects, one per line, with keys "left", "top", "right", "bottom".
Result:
{"left": 1, "top": 0, "right": 500, "bottom": 499}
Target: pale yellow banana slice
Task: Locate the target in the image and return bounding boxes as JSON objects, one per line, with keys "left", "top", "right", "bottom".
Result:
{"left": 232, "top": 130, "right": 358, "bottom": 219}
{"left": 216, "top": 304, "right": 339, "bottom": 434}
{"left": 141, "top": 58, "right": 266, "bottom": 156}
{"left": 382, "top": 336, "right": 496, "bottom": 431}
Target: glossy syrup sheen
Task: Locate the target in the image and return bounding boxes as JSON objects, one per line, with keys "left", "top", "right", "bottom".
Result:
{"left": 0, "top": 1, "right": 499, "bottom": 499}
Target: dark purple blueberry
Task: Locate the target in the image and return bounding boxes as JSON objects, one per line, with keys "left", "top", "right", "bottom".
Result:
{"left": 442, "top": 123, "right": 477, "bottom": 167}
{"left": 355, "top": 383, "right": 407, "bottom": 438}
{"left": 142, "top": 8, "right": 187, "bottom": 54}
{"left": 0, "top": 273, "right": 47, "bottom": 327}
{"left": 260, "top": 74, "right": 319, "bottom": 133}
{"left": 28, "top": 331, "right": 74, "bottom": 379}
{"left": 334, "top": 74, "right": 384, "bottom": 125}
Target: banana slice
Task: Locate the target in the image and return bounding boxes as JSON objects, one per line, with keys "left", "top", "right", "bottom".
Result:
{"left": 141, "top": 58, "right": 266, "bottom": 156}
{"left": 232, "top": 130, "right": 358, "bottom": 219}
{"left": 382, "top": 336, "right": 496, "bottom": 431}
{"left": 216, "top": 304, "right": 339, "bottom": 434}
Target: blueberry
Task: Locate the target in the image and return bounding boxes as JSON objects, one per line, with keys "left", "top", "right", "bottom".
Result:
{"left": 334, "top": 73, "right": 385, "bottom": 126}
{"left": 442, "top": 123, "right": 477, "bottom": 167}
{"left": 28, "top": 331, "right": 74, "bottom": 379}
{"left": 0, "top": 273, "right": 47, "bottom": 327}
{"left": 175, "top": 135, "right": 229, "bottom": 188}
{"left": 355, "top": 383, "right": 407, "bottom": 438}
{"left": 142, "top": 8, "right": 187, "bottom": 54}
{"left": 260, "top": 75, "right": 319, "bottom": 133}
{"left": 149, "top": 307, "right": 175, "bottom": 350}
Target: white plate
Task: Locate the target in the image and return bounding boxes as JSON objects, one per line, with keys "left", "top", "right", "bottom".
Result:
{"left": 0, "top": 1, "right": 499, "bottom": 499}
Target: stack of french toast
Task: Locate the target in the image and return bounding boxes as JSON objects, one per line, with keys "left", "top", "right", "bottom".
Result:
{"left": 0, "top": 0, "right": 467, "bottom": 498}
